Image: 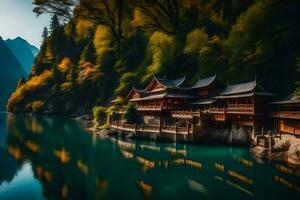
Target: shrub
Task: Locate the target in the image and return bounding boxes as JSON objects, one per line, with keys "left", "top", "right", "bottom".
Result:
{"left": 92, "top": 106, "right": 107, "bottom": 124}
{"left": 124, "top": 103, "right": 139, "bottom": 124}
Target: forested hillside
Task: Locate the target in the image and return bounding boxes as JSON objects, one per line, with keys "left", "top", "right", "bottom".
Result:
{"left": 8, "top": 0, "right": 300, "bottom": 116}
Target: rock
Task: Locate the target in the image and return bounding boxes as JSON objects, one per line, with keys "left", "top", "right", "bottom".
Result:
{"left": 273, "top": 138, "right": 291, "bottom": 152}
{"left": 251, "top": 146, "right": 268, "bottom": 158}
{"left": 268, "top": 151, "right": 288, "bottom": 162}
{"left": 96, "top": 128, "right": 111, "bottom": 136}
{"left": 288, "top": 141, "right": 300, "bottom": 161}
{"left": 251, "top": 134, "right": 300, "bottom": 165}
{"left": 228, "top": 125, "right": 252, "bottom": 145}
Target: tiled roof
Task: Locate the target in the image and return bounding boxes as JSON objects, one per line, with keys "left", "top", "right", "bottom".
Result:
{"left": 155, "top": 77, "right": 178, "bottom": 88}
{"left": 271, "top": 94, "right": 300, "bottom": 104}
{"left": 219, "top": 80, "right": 257, "bottom": 96}
{"left": 191, "top": 74, "right": 217, "bottom": 89}
{"left": 172, "top": 76, "right": 186, "bottom": 87}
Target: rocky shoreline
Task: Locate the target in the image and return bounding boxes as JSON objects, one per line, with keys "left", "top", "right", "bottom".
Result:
{"left": 251, "top": 135, "right": 300, "bottom": 166}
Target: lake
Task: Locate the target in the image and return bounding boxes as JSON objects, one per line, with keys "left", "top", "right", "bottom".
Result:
{"left": 0, "top": 113, "right": 299, "bottom": 200}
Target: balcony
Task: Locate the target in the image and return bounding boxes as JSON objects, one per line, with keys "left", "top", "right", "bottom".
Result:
{"left": 110, "top": 121, "right": 192, "bottom": 135}
{"left": 210, "top": 108, "right": 225, "bottom": 114}
{"left": 136, "top": 104, "right": 176, "bottom": 111}
{"left": 136, "top": 105, "right": 163, "bottom": 111}
{"left": 171, "top": 110, "right": 200, "bottom": 119}
{"left": 226, "top": 104, "right": 254, "bottom": 114}
{"left": 270, "top": 111, "right": 300, "bottom": 120}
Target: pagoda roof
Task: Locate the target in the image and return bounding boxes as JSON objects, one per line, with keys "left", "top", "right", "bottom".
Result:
{"left": 214, "top": 80, "right": 274, "bottom": 99}
{"left": 142, "top": 76, "right": 183, "bottom": 92}
{"left": 129, "top": 92, "right": 195, "bottom": 102}
{"left": 271, "top": 94, "right": 300, "bottom": 104}
{"left": 191, "top": 74, "right": 217, "bottom": 89}
{"left": 155, "top": 76, "right": 186, "bottom": 88}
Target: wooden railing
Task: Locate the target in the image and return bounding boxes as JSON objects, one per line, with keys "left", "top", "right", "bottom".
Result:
{"left": 210, "top": 108, "right": 225, "bottom": 113}
{"left": 111, "top": 121, "right": 192, "bottom": 135}
{"left": 171, "top": 110, "right": 200, "bottom": 119}
{"left": 270, "top": 111, "right": 300, "bottom": 120}
{"left": 136, "top": 105, "right": 176, "bottom": 111}
{"left": 226, "top": 104, "right": 254, "bottom": 114}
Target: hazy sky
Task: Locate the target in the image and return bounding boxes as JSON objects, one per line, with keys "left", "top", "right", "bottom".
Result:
{"left": 0, "top": 0, "right": 50, "bottom": 47}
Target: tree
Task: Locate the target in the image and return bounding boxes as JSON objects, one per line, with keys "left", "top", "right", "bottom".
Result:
{"left": 50, "top": 14, "right": 60, "bottom": 33}
{"left": 134, "top": 0, "right": 180, "bottom": 34}
{"left": 75, "top": 0, "right": 125, "bottom": 55}
{"left": 124, "top": 103, "right": 139, "bottom": 123}
{"left": 34, "top": 0, "right": 125, "bottom": 55}
{"left": 79, "top": 42, "right": 96, "bottom": 65}
{"left": 92, "top": 106, "right": 107, "bottom": 124}
{"left": 42, "top": 27, "right": 49, "bottom": 44}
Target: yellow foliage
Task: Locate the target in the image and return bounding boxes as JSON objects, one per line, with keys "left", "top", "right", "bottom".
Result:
{"left": 131, "top": 9, "right": 148, "bottom": 28}
{"left": 31, "top": 100, "right": 45, "bottom": 112}
{"left": 8, "top": 145, "right": 23, "bottom": 160}
{"left": 184, "top": 29, "right": 209, "bottom": 54}
{"left": 26, "top": 70, "right": 53, "bottom": 91}
{"left": 60, "top": 82, "right": 73, "bottom": 91}
{"left": 58, "top": 57, "right": 73, "bottom": 73}
{"left": 77, "top": 160, "right": 89, "bottom": 175}
{"left": 25, "top": 140, "right": 40, "bottom": 152}
{"left": 8, "top": 70, "right": 53, "bottom": 111}
{"left": 78, "top": 63, "right": 103, "bottom": 82}
{"left": 144, "top": 31, "right": 174, "bottom": 81}
{"left": 44, "top": 170, "right": 53, "bottom": 182}
{"left": 76, "top": 20, "right": 94, "bottom": 39}
{"left": 54, "top": 149, "right": 70, "bottom": 164}
{"left": 93, "top": 25, "right": 112, "bottom": 60}
{"left": 138, "top": 181, "right": 152, "bottom": 197}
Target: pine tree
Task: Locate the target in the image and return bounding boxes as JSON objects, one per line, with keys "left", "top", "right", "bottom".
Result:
{"left": 42, "top": 27, "right": 48, "bottom": 45}
{"left": 50, "top": 14, "right": 60, "bottom": 33}
{"left": 79, "top": 42, "right": 96, "bottom": 65}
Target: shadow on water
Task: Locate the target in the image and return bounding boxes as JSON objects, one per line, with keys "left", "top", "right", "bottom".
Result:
{"left": 0, "top": 113, "right": 299, "bottom": 199}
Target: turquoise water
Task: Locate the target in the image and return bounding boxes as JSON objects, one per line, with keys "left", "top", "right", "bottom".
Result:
{"left": 0, "top": 113, "right": 299, "bottom": 200}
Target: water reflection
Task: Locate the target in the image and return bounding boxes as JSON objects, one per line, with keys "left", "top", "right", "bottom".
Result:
{"left": 1, "top": 113, "right": 300, "bottom": 200}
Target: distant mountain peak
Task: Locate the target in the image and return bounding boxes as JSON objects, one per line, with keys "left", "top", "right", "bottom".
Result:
{"left": 5, "top": 37, "right": 39, "bottom": 74}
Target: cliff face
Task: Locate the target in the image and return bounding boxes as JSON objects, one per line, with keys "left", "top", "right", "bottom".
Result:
{"left": 0, "top": 37, "right": 26, "bottom": 110}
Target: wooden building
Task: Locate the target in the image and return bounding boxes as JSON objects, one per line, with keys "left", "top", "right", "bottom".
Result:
{"left": 111, "top": 75, "right": 300, "bottom": 139}
{"left": 123, "top": 76, "right": 196, "bottom": 125}
{"left": 270, "top": 95, "right": 300, "bottom": 136}
{"left": 214, "top": 80, "right": 274, "bottom": 129}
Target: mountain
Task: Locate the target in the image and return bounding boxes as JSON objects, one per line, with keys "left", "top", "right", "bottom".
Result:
{"left": 0, "top": 37, "right": 26, "bottom": 110}
{"left": 5, "top": 37, "right": 39, "bottom": 74}
{"left": 30, "top": 45, "right": 39, "bottom": 57}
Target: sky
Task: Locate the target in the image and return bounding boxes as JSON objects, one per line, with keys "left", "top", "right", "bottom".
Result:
{"left": 0, "top": 0, "right": 50, "bottom": 47}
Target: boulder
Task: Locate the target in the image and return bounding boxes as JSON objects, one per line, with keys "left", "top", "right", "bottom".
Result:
{"left": 288, "top": 141, "right": 300, "bottom": 161}
{"left": 272, "top": 139, "right": 291, "bottom": 152}
{"left": 251, "top": 146, "right": 268, "bottom": 158}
